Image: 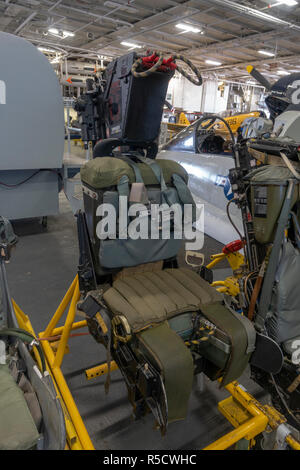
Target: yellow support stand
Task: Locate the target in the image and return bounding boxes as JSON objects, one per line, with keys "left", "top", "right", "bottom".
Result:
{"left": 37, "top": 275, "right": 94, "bottom": 450}
{"left": 204, "top": 381, "right": 300, "bottom": 450}
{"left": 11, "top": 274, "right": 300, "bottom": 451}
{"left": 36, "top": 275, "right": 94, "bottom": 450}
{"left": 12, "top": 294, "right": 87, "bottom": 450}
{"left": 206, "top": 250, "right": 245, "bottom": 297}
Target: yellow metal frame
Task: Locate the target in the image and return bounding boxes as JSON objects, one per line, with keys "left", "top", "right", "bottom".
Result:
{"left": 38, "top": 275, "right": 94, "bottom": 450}
{"left": 11, "top": 273, "right": 300, "bottom": 451}
{"left": 206, "top": 250, "right": 245, "bottom": 296}
{"left": 204, "top": 381, "right": 300, "bottom": 450}
{"left": 13, "top": 276, "right": 94, "bottom": 450}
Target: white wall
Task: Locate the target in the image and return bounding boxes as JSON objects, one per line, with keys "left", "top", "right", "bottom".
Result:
{"left": 250, "top": 88, "right": 264, "bottom": 111}
{"left": 168, "top": 77, "right": 265, "bottom": 115}
{"left": 215, "top": 85, "right": 230, "bottom": 113}
{"left": 201, "top": 80, "right": 229, "bottom": 114}
{"left": 168, "top": 77, "right": 230, "bottom": 114}
{"left": 167, "top": 75, "right": 203, "bottom": 111}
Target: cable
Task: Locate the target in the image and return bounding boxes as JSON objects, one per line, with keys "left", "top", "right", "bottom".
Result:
{"left": 0, "top": 170, "right": 41, "bottom": 188}
{"left": 270, "top": 372, "right": 300, "bottom": 431}
{"left": 243, "top": 270, "right": 258, "bottom": 305}
{"left": 262, "top": 313, "right": 300, "bottom": 430}
{"left": 38, "top": 332, "right": 90, "bottom": 342}
{"left": 280, "top": 151, "right": 300, "bottom": 180}
{"left": 131, "top": 52, "right": 202, "bottom": 86}
{"left": 0, "top": 327, "right": 46, "bottom": 373}
{"left": 0, "top": 169, "right": 62, "bottom": 188}
{"left": 170, "top": 54, "right": 203, "bottom": 86}
{"left": 198, "top": 113, "right": 239, "bottom": 166}
{"left": 226, "top": 199, "right": 244, "bottom": 241}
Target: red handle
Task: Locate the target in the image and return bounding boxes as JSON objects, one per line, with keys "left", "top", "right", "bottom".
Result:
{"left": 222, "top": 240, "right": 245, "bottom": 254}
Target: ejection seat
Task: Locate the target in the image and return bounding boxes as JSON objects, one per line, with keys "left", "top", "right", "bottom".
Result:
{"left": 78, "top": 152, "right": 256, "bottom": 432}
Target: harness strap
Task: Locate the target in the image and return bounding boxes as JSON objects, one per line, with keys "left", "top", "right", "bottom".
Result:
{"left": 119, "top": 156, "right": 144, "bottom": 183}
{"left": 256, "top": 179, "right": 296, "bottom": 332}
{"left": 172, "top": 174, "right": 197, "bottom": 221}
{"left": 134, "top": 155, "right": 168, "bottom": 192}
{"left": 117, "top": 175, "right": 130, "bottom": 198}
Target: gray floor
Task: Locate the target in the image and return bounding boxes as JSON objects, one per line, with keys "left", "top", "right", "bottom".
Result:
{"left": 6, "top": 193, "right": 268, "bottom": 450}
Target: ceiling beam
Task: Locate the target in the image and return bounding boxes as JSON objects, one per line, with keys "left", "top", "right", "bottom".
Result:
{"left": 14, "top": 11, "right": 37, "bottom": 35}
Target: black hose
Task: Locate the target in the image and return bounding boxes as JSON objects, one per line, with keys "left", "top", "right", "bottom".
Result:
{"left": 226, "top": 199, "right": 244, "bottom": 241}
{"left": 170, "top": 54, "right": 202, "bottom": 86}
{"left": 197, "top": 113, "right": 239, "bottom": 167}
{"left": 270, "top": 372, "right": 300, "bottom": 431}
{"left": 0, "top": 169, "right": 62, "bottom": 188}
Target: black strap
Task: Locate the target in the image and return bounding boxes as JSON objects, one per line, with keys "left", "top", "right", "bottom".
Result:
{"left": 291, "top": 211, "right": 300, "bottom": 250}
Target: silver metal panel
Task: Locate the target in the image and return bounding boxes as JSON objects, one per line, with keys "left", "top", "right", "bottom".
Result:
{"left": 158, "top": 149, "right": 244, "bottom": 245}
{"left": 0, "top": 171, "right": 59, "bottom": 220}
{"left": 0, "top": 32, "right": 64, "bottom": 171}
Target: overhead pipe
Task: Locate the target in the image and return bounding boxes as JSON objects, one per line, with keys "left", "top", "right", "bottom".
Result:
{"left": 24, "top": 37, "right": 112, "bottom": 59}
{"left": 80, "top": 3, "right": 216, "bottom": 51}
{"left": 207, "top": 0, "right": 300, "bottom": 33}
{"left": 58, "top": 4, "right": 134, "bottom": 28}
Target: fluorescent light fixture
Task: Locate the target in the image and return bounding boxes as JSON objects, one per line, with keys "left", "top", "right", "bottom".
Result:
{"left": 120, "top": 41, "right": 142, "bottom": 49}
{"left": 48, "top": 27, "right": 59, "bottom": 35}
{"left": 277, "top": 70, "right": 290, "bottom": 75}
{"left": 205, "top": 59, "right": 222, "bottom": 66}
{"left": 50, "top": 57, "right": 61, "bottom": 64}
{"left": 38, "top": 47, "right": 56, "bottom": 53}
{"left": 62, "top": 30, "right": 75, "bottom": 38}
{"left": 175, "top": 23, "right": 201, "bottom": 33}
{"left": 258, "top": 50, "right": 275, "bottom": 57}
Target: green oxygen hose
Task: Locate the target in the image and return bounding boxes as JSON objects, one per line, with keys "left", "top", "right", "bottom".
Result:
{"left": 0, "top": 327, "right": 46, "bottom": 373}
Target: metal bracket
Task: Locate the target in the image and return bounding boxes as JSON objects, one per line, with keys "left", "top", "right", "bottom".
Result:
{"left": 276, "top": 424, "right": 291, "bottom": 450}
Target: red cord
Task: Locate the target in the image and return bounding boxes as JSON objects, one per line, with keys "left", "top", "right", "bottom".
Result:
{"left": 38, "top": 332, "right": 90, "bottom": 342}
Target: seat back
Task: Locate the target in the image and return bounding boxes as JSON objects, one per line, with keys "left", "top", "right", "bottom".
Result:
{"left": 80, "top": 156, "right": 196, "bottom": 277}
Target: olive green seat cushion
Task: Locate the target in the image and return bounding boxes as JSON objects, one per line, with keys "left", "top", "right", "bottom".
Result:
{"left": 103, "top": 268, "right": 223, "bottom": 424}
{"left": 0, "top": 364, "right": 39, "bottom": 450}
{"left": 103, "top": 267, "right": 252, "bottom": 394}
{"left": 103, "top": 267, "right": 222, "bottom": 332}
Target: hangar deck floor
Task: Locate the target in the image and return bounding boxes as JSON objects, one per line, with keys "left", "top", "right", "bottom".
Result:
{"left": 6, "top": 193, "right": 269, "bottom": 450}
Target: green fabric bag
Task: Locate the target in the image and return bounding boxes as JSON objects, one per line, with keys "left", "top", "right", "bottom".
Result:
{"left": 80, "top": 157, "right": 189, "bottom": 189}
{"left": 0, "top": 364, "right": 39, "bottom": 450}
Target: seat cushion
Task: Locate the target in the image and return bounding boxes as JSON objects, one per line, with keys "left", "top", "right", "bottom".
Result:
{"left": 103, "top": 267, "right": 222, "bottom": 332}
{"left": 0, "top": 364, "right": 39, "bottom": 450}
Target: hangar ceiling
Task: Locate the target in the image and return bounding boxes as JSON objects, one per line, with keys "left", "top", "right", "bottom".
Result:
{"left": 1, "top": 0, "right": 300, "bottom": 82}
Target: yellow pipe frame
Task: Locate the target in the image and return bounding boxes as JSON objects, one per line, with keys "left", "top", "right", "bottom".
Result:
{"left": 205, "top": 381, "right": 300, "bottom": 450}
{"left": 11, "top": 275, "right": 300, "bottom": 451}
{"left": 38, "top": 275, "right": 95, "bottom": 450}
{"left": 204, "top": 382, "right": 268, "bottom": 450}
{"left": 85, "top": 361, "right": 119, "bottom": 380}
{"left": 12, "top": 297, "right": 82, "bottom": 450}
